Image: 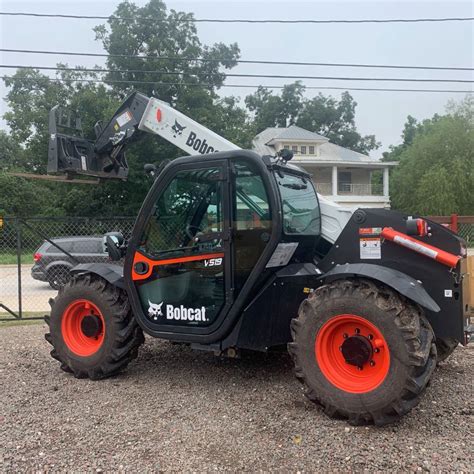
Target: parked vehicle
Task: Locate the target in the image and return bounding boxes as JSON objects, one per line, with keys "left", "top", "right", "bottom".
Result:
{"left": 32, "top": 237, "right": 109, "bottom": 289}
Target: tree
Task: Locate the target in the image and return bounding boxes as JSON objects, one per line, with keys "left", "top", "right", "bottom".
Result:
{"left": 1, "top": 0, "right": 250, "bottom": 217}
{"left": 94, "top": 0, "right": 240, "bottom": 104}
{"left": 390, "top": 97, "right": 473, "bottom": 215}
{"left": 245, "top": 84, "right": 380, "bottom": 154}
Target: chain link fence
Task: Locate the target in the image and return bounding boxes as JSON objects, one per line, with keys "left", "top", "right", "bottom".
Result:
{"left": 458, "top": 223, "right": 474, "bottom": 247}
{"left": 0, "top": 217, "right": 135, "bottom": 320}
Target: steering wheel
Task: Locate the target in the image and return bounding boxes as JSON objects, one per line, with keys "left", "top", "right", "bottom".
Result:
{"left": 185, "top": 224, "right": 203, "bottom": 241}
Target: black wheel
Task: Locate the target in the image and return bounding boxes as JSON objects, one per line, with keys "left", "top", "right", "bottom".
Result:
{"left": 45, "top": 273, "right": 144, "bottom": 380}
{"left": 435, "top": 337, "right": 458, "bottom": 362}
{"left": 288, "top": 279, "right": 437, "bottom": 426}
{"left": 48, "top": 266, "right": 71, "bottom": 290}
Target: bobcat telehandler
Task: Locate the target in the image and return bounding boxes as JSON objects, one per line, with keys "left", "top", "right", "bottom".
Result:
{"left": 44, "top": 92, "right": 472, "bottom": 425}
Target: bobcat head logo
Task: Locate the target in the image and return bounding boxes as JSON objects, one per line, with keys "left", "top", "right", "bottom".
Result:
{"left": 148, "top": 300, "right": 163, "bottom": 320}
{"left": 171, "top": 120, "right": 186, "bottom": 138}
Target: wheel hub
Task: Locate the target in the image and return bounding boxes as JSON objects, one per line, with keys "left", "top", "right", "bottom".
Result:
{"left": 81, "top": 314, "right": 103, "bottom": 338}
{"left": 341, "top": 335, "right": 373, "bottom": 367}
{"left": 315, "top": 314, "right": 390, "bottom": 393}
{"left": 61, "top": 299, "right": 105, "bottom": 356}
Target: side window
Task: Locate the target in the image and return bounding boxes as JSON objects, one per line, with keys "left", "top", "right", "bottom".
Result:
{"left": 233, "top": 160, "right": 272, "bottom": 294}
{"left": 74, "top": 240, "right": 101, "bottom": 253}
{"left": 276, "top": 171, "right": 321, "bottom": 236}
{"left": 234, "top": 161, "right": 271, "bottom": 230}
{"left": 49, "top": 241, "right": 73, "bottom": 253}
{"left": 141, "top": 167, "right": 223, "bottom": 257}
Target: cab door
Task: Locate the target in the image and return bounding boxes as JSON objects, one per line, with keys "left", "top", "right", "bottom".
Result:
{"left": 128, "top": 161, "right": 231, "bottom": 331}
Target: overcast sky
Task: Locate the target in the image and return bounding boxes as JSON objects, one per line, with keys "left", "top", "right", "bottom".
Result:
{"left": 0, "top": 0, "right": 472, "bottom": 156}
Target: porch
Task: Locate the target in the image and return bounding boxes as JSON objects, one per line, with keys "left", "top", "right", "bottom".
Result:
{"left": 293, "top": 162, "right": 395, "bottom": 209}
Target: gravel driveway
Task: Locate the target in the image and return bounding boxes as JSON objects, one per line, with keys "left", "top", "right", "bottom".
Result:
{"left": 1, "top": 323, "right": 473, "bottom": 472}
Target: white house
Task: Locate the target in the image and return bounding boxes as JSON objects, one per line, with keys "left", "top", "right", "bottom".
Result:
{"left": 253, "top": 125, "right": 397, "bottom": 209}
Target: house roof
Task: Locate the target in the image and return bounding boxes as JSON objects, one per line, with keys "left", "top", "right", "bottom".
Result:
{"left": 252, "top": 125, "right": 384, "bottom": 165}
{"left": 267, "top": 125, "right": 328, "bottom": 142}
{"left": 252, "top": 125, "right": 328, "bottom": 155}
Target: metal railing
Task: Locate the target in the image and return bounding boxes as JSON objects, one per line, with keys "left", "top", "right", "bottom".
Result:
{"left": 314, "top": 183, "right": 332, "bottom": 195}
{"left": 314, "top": 182, "right": 384, "bottom": 196}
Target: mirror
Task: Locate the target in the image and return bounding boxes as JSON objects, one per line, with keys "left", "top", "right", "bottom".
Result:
{"left": 104, "top": 232, "right": 125, "bottom": 261}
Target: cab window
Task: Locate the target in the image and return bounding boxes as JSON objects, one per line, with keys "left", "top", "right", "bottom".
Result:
{"left": 140, "top": 167, "right": 223, "bottom": 257}
{"left": 276, "top": 171, "right": 320, "bottom": 236}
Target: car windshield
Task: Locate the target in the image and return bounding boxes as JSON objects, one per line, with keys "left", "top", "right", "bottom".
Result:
{"left": 275, "top": 171, "right": 321, "bottom": 236}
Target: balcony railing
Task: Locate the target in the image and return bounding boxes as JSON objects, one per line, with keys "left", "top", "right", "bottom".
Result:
{"left": 315, "top": 182, "right": 383, "bottom": 196}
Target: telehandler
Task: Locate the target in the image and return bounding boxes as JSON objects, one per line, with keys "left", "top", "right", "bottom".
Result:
{"left": 44, "top": 92, "right": 472, "bottom": 425}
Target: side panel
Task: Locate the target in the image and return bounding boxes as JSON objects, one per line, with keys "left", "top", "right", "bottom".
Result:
{"left": 318, "top": 209, "right": 467, "bottom": 342}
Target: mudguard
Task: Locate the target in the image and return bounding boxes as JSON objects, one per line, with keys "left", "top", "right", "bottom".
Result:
{"left": 71, "top": 263, "right": 124, "bottom": 289}
{"left": 322, "top": 263, "right": 440, "bottom": 313}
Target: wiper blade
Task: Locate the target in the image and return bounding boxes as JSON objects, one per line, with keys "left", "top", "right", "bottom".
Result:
{"left": 281, "top": 182, "right": 307, "bottom": 190}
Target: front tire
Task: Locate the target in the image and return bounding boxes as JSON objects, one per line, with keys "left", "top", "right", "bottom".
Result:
{"left": 45, "top": 273, "right": 144, "bottom": 379}
{"left": 288, "top": 279, "right": 437, "bottom": 426}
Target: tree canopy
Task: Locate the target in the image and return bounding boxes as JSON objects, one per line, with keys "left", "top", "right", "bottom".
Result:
{"left": 388, "top": 97, "right": 473, "bottom": 215}
{"left": 245, "top": 83, "right": 380, "bottom": 154}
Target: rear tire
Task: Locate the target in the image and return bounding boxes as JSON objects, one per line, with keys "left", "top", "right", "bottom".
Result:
{"left": 435, "top": 337, "right": 458, "bottom": 362}
{"left": 45, "top": 273, "right": 144, "bottom": 380}
{"left": 48, "top": 266, "right": 71, "bottom": 290}
{"left": 288, "top": 279, "right": 437, "bottom": 426}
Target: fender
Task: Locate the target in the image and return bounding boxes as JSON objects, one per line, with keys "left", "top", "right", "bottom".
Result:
{"left": 70, "top": 263, "right": 125, "bottom": 289}
{"left": 321, "top": 263, "right": 440, "bottom": 313}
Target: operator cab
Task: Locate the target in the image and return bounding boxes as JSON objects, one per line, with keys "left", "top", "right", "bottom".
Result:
{"left": 124, "top": 150, "right": 320, "bottom": 337}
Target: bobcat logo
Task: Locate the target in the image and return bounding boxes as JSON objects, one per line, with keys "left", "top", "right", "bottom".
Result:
{"left": 148, "top": 300, "right": 163, "bottom": 320}
{"left": 171, "top": 120, "right": 186, "bottom": 138}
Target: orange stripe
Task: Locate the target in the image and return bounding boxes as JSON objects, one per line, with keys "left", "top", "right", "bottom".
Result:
{"left": 132, "top": 251, "right": 225, "bottom": 281}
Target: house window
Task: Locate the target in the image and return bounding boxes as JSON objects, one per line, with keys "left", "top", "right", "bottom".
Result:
{"left": 300, "top": 146, "right": 306, "bottom": 154}
{"left": 309, "top": 146, "right": 315, "bottom": 154}
{"left": 283, "top": 145, "right": 290, "bottom": 150}
{"left": 291, "top": 145, "right": 298, "bottom": 153}
{"left": 338, "top": 171, "right": 352, "bottom": 193}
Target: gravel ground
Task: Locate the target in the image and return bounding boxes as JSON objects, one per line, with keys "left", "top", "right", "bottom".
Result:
{"left": 1, "top": 323, "right": 473, "bottom": 472}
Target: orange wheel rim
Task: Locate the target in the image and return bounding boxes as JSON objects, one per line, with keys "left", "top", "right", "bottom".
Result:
{"left": 61, "top": 299, "right": 105, "bottom": 356}
{"left": 315, "top": 314, "right": 390, "bottom": 394}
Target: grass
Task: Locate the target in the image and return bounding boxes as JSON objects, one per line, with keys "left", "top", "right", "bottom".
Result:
{"left": 0, "top": 312, "right": 45, "bottom": 327}
{"left": 0, "top": 253, "right": 34, "bottom": 265}
{"left": 0, "top": 318, "right": 44, "bottom": 328}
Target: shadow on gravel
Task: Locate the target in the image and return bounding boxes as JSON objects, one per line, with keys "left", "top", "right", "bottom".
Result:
{"left": 118, "top": 339, "right": 297, "bottom": 387}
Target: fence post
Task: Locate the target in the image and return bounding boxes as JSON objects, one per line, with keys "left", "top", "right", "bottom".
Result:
{"left": 16, "top": 218, "right": 23, "bottom": 319}
{"left": 450, "top": 214, "right": 458, "bottom": 233}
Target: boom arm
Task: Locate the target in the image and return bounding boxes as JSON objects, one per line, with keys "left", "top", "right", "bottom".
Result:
{"left": 47, "top": 91, "right": 351, "bottom": 242}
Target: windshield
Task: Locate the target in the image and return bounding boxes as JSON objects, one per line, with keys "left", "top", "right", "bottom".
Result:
{"left": 276, "top": 171, "right": 321, "bottom": 236}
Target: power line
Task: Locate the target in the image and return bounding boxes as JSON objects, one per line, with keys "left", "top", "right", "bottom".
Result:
{"left": 1, "top": 48, "right": 472, "bottom": 72}
{"left": 2, "top": 64, "right": 473, "bottom": 83}
{"left": 0, "top": 12, "right": 473, "bottom": 23}
{"left": 1, "top": 75, "right": 472, "bottom": 93}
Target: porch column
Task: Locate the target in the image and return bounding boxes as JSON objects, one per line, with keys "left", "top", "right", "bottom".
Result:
{"left": 332, "top": 166, "right": 338, "bottom": 197}
{"left": 383, "top": 167, "right": 389, "bottom": 197}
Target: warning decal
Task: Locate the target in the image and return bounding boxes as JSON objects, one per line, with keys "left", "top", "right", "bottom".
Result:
{"left": 116, "top": 110, "right": 133, "bottom": 128}
{"left": 360, "top": 237, "right": 381, "bottom": 259}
